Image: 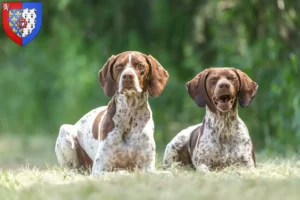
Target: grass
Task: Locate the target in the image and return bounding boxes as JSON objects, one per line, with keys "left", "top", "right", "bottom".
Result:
{"left": 1, "top": 135, "right": 300, "bottom": 200}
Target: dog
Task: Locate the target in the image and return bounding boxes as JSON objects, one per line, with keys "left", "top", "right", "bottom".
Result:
{"left": 163, "top": 68, "right": 258, "bottom": 172}
{"left": 55, "top": 51, "right": 169, "bottom": 175}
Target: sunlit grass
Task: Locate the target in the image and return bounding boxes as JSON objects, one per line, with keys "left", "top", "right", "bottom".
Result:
{"left": 1, "top": 135, "right": 300, "bottom": 200}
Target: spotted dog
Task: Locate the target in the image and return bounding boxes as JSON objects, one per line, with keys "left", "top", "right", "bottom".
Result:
{"left": 55, "top": 51, "right": 169, "bottom": 175}
{"left": 163, "top": 68, "right": 258, "bottom": 172}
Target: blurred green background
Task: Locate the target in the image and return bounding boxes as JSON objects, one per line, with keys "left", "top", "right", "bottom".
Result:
{"left": 0, "top": 0, "right": 299, "bottom": 158}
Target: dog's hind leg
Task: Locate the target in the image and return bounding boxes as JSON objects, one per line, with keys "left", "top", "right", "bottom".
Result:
{"left": 55, "top": 124, "right": 80, "bottom": 168}
{"left": 163, "top": 124, "right": 201, "bottom": 168}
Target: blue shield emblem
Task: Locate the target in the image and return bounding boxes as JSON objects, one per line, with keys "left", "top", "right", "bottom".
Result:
{"left": 2, "top": 2, "right": 42, "bottom": 46}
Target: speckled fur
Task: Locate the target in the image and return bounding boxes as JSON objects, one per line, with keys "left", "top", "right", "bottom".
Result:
{"left": 164, "top": 68, "right": 257, "bottom": 172}
{"left": 55, "top": 92, "right": 155, "bottom": 175}
{"left": 55, "top": 107, "right": 106, "bottom": 169}
{"left": 55, "top": 51, "right": 168, "bottom": 175}
{"left": 92, "top": 93, "right": 156, "bottom": 175}
{"left": 164, "top": 107, "right": 255, "bottom": 171}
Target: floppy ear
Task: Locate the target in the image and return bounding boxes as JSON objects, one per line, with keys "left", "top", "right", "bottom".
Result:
{"left": 98, "top": 55, "right": 117, "bottom": 97}
{"left": 234, "top": 69, "right": 258, "bottom": 107}
{"left": 186, "top": 69, "right": 210, "bottom": 107}
{"left": 146, "top": 55, "right": 169, "bottom": 97}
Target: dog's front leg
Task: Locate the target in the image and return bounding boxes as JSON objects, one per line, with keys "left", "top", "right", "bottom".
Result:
{"left": 140, "top": 156, "right": 156, "bottom": 173}
{"left": 237, "top": 152, "right": 256, "bottom": 169}
{"left": 140, "top": 159, "right": 172, "bottom": 175}
{"left": 193, "top": 156, "right": 210, "bottom": 173}
{"left": 91, "top": 142, "right": 111, "bottom": 176}
{"left": 196, "top": 164, "right": 210, "bottom": 173}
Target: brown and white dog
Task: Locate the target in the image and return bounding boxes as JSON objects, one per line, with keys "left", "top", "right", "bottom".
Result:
{"left": 163, "top": 68, "right": 258, "bottom": 172}
{"left": 55, "top": 51, "right": 169, "bottom": 175}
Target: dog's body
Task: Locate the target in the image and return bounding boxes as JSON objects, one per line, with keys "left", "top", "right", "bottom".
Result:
{"left": 163, "top": 68, "right": 258, "bottom": 171}
{"left": 55, "top": 51, "right": 168, "bottom": 175}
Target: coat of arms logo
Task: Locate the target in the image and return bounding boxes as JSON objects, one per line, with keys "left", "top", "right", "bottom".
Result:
{"left": 2, "top": 2, "right": 42, "bottom": 46}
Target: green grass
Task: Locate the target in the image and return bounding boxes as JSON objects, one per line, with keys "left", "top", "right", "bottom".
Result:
{"left": 1, "top": 135, "right": 300, "bottom": 200}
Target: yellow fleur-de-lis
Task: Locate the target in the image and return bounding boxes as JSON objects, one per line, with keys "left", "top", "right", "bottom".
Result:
{"left": 16, "top": 11, "right": 21, "bottom": 17}
{"left": 12, "top": 17, "right": 17, "bottom": 22}
{"left": 9, "top": 22, "right": 13, "bottom": 27}
{"left": 9, "top": 11, "right": 13, "bottom": 16}
{"left": 12, "top": 28, "right": 17, "bottom": 33}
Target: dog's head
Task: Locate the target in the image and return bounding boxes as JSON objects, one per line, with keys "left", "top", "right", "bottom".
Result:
{"left": 98, "top": 51, "right": 169, "bottom": 97}
{"left": 186, "top": 68, "right": 258, "bottom": 112}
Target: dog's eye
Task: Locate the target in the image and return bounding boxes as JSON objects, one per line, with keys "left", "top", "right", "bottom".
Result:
{"left": 227, "top": 76, "right": 236, "bottom": 81}
{"left": 210, "top": 77, "right": 218, "bottom": 84}
{"left": 115, "top": 64, "right": 124, "bottom": 71}
{"left": 137, "top": 64, "right": 145, "bottom": 71}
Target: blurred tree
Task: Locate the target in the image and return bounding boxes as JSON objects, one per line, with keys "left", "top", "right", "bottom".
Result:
{"left": 0, "top": 0, "right": 299, "bottom": 154}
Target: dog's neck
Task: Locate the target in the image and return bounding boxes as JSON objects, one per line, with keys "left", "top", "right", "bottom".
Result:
{"left": 115, "top": 92, "right": 148, "bottom": 109}
{"left": 204, "top": 105, "right": 239, "bottom": 143}
{"left": 112, "top": 92, "right": 151, "bottom": 134}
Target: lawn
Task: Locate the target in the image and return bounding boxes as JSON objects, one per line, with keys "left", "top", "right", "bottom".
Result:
{"left": 1, "top": 135, "right": 300, "bottom": 200}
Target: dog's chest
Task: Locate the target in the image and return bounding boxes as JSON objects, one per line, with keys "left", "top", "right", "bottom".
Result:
{"left": 115, "top": 109, "right": 154, "bottom": 149}
{"left": 105, "top": 121, "right": 155, "bottom": 169}
{"left": 104, "top": 97, "right": 155, "bottom": 169}
{"left": 193, "top": 118, "right": 251, "bottom": 167}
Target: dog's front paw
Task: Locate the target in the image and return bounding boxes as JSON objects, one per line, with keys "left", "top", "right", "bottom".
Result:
{"left": 91, "top": 170, "right": 106, "bottom": 176}
{"left": 116, "top": 170, "right": 130, "bottom": 175}
{"left": 196, "top": 164, "right": 210, "bottom": 174}
{"left": 152, "top": 170, "right": 172, "bottom": 176}
{"left": 91, "top": 165, "right": 106, "bottom": 176}
{"left": 138, "top": 168, "right": 172, "bottom": 176}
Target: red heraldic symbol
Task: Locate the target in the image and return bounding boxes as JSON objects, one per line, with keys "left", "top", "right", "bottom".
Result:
{"left": 2, "top": 2, "right": 42, "bottom": 46}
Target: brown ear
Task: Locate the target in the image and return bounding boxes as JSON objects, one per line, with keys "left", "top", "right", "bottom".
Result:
{"left": 186, "top": 69, "right": 210, "bottom": 107}
{"left": 234, "top": 69, "right": 258, "bottom": 107}
{"left": 98, "top": 55, "right": 117, "bottom": 97}
{"left": 146, "top": 55, "right": 169, "bottom": 97}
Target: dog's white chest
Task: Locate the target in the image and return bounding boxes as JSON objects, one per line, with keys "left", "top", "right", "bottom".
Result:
{"left": 97, "top": 118, "right": 155, "bottom": 170}
{"left": 92, "top": 95, "right": 156, "bottom": 171}
{"left": 192, "top": 118, "right": 252, "bottom": 168}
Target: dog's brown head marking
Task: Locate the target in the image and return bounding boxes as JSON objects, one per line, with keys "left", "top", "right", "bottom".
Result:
{"left": 186, "top": 68, "right": 258, "bottom": 112}
{"left": 98, "top": 51, "right": 169, "bottom": 97}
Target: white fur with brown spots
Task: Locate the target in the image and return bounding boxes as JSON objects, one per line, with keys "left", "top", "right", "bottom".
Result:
{"left": 163, "top": 68, "right": 258, "bottom": 172}
{"left": 55, "top": 51, "right": 169, "bottom": 175}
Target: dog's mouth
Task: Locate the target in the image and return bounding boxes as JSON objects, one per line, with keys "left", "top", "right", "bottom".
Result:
{"left": 121, "top": 87, "right": 138, "bottom": 95}
{"left": 122, "top": 84, "right": 136, "bottom": 90}
{"left": 120, "top": 85, "right": 142, "bottom": 96}
{"left": 213, "top": 94, "right": 234, "bottom": 112}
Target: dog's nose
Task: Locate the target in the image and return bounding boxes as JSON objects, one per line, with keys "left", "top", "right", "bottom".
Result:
{"left": 123, "top": 73, "right": 134, "bottom": 80}
{"left": 219, "top": 82, "right": 230, "bottom": 89}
